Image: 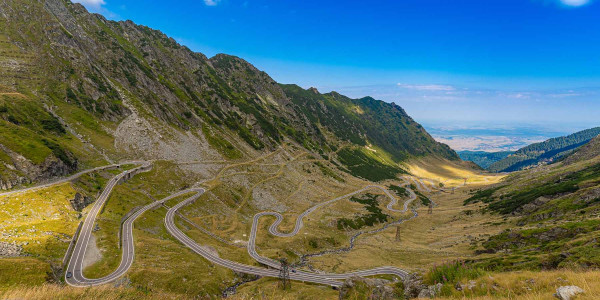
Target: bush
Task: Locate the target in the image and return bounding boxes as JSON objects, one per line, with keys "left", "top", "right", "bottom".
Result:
{"left": 337, "top": 194, "right": 389, "bottom": 230}
{"left": 464, "top": 186, "right": 502, "bottom": 205}
{"left": 7, "top": 115, "right": 19, "bottom": 125}
{"left": 389, "top": 185, "right": 409, "bottom": 197}
{"left": 42, "top": 139, "right": 76, "bottom": 169}
{"left": 424, "top": 260, "right": 483, "bottom": 286}
{"left": 41, "top": 117, "right": 66, "bottom": 135}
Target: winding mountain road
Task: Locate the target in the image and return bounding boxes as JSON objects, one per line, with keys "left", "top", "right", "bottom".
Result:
{"left": 65, "top": 163, "right": 153, "bottom": 287}
{"left": 0, "top": 160, "right": 147, "bottom": 198}
{"left": 165, "top": 195, "right": 345, "bottom": 287}
{"left": 246, "top": 184, "right": 417, "bottom": 281}
{"left": 56, "top": 159, "right": 463, "bottom": 288}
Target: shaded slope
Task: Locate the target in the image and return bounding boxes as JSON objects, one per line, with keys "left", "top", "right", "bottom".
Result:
{"left": 458, "top": 151, "right": 513, "bottom": 169}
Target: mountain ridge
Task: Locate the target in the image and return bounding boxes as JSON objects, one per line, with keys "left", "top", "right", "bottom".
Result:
{"left": 0, "top": 0, "right": 457, "bottom": 189}
{"left": 488, "top": 127, "right": 600, "bottom": 172}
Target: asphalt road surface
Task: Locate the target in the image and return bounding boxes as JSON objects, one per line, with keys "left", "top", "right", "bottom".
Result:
{"left": 247, "top": 184, "right": 418, "bottom": 280}
{"left": 58, "top": 160, "right": 463, "bottom": 288}
{"left": 65, "top": 163, "right": 152, "bottom": 287}
{"left": 0, "top": 160, "right": 147, "bottom": 198}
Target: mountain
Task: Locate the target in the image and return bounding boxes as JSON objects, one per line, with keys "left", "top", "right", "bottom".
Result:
{"left": 0, "top": 0, "right": 457, "bottom": 189}
{"left": 487, "top": 127, "right": 600, "bottom": 173}
{"left": 458, "top": 151, "right": 513, "bottom": 169}
{"left": 563, "top": 135, "right": 600, "bottom": 165}
{"left": 465, "top": 136, "right": 600, "bottom": 270}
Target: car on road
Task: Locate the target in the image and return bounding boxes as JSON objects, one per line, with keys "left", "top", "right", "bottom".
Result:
{"left": 291, "top": 269, "right": 296, "bottom": 273}
{"left": 66, "top": 271, "right": 73, "bottom": 279}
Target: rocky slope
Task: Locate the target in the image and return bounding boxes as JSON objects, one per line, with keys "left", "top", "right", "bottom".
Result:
{"left": 0, "top": 0, "right": 457, "bottom": 188}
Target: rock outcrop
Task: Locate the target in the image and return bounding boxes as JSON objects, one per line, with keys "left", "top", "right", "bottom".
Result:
{"left": 0, "top": 241, "right": 22, "bottom": 257}
{"left": 554, "top": 286, "right": 584, "bottom": 300}
{"left": 69, "top": 192, "right": 94, "bottom": 211}
{"left": 339, "top": 276, "right": 399, "bottom": 300}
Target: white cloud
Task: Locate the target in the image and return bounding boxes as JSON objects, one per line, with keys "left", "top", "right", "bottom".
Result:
{"left": 72, "top": 0, "right": 106, "bottom": 10}
{"left": 204, "top": 0, "right": 222, "bottom": 6}
{"left": 559, "top": 0, "right": 591, "bottom": 6}
{"left": 397, "top": 83, "right": 455, "bottom": 91}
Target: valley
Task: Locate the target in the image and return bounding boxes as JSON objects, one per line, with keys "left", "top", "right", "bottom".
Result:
{"left": 1, "top": 0, "right": 600, "bottom": 299}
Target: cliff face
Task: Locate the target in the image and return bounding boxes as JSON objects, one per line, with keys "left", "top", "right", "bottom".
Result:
{"left": 0, "top": 0, "right": 458, "bottom": 187}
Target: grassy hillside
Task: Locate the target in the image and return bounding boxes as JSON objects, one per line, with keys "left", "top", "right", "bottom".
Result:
{"left": 488, "top": 127, "right": 600, "bottom": 172}
{"left": 464, "top": 136, "right": 600, "bottom": 272}
{"left": 0, "top": 0, "right": 457, "bottom": 188}
{"left": 281, "top": 84, "right": 459, "bottom": 162}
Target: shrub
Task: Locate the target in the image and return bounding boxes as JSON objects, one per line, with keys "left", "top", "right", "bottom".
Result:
{"left": 424, "top": 260, "right": 483, "bottom": 286}
{"left": 7, "top": 115, "right": 19, "bottom": 124}
{"left": 41, "top": 117, "right": 66, "bottom": 135}
{"left": 42, "top": 139, "right": 76, "bottom": 169}
{"left": 337, "top": 194, "right": 389, "bottom": 230}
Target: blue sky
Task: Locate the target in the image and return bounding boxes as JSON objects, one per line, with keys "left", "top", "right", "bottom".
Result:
{"left": 75, "top": 0, "right": 600, "bottom": 130}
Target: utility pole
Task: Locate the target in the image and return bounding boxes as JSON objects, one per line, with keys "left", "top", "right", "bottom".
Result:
{"left": 395, "top": 225, "right": 401, "bottom": 242}
{"left": 428, "top": 201, "right": 433, "bottom": 214}
{"left": 279, "top": 258, "right": 291, "bottom": 290}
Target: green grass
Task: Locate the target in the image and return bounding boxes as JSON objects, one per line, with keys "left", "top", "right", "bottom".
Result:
{"left": 0, "top": 258, "right": 50, "bottom": 288}
{"left": 489, "top": 181, "right": 579, "bottom": 214}
{"left": 424, "top": 260, "right": 484, "bottom": 293}
{"left": 314, "top": 161, "right": 344, "bottom": 182}
{"left": 388, "top": 185, "right": 409, "bottom": 197}
{"left": 464, "top": 186, "right": 503, "bottom": 205}
{"left": 201, "top": 124, "right": 242, "bottom": 159}
{"left": 413, "top": 189, "right": 431, "bottom": 206}
{"left": 468, "top": 163, "right": 600, "bottom": 215}
{"left": 83, "top": 162, "right": 208, "bottom": 279}
{"left": 337, "top": 148, "right": 404, "bottom": 182}
{"left": 477, "top": 220, "right": 600, "bottom": 271}
{"left": 337, "top": 194, "right": 389, "bottom": 230}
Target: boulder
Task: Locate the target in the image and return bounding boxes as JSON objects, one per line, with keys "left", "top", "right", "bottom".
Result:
{"left": 403, "top": 273, "right": 427, "bottom": 298}
{"left": 70, "top": 192, "right": 94, "bottom": 211}
{"left": 418, "top": 283, "right": 442, "bottom": 298}
{"left": 339, "top": 276, "right": 398, "bottom": 300}
{"left": 554, "top": 286, "right": 584, "bottom": 300}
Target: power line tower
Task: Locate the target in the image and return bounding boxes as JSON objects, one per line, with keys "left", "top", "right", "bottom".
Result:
{"left": 428, "top": 201, "right": 433, "bottom": 214}
{"left": 278, "top": 258, "right": 291, "bottom": 290}
{"left": 395, "top": 225, "right": 401, "bottom": 242}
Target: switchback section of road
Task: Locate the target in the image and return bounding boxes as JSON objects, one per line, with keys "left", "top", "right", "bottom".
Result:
{"left": 247, "top": 184, "right": 418, "bottom": 281}
{"left": 65, "top": 163, "right": 153, "bottom": 287}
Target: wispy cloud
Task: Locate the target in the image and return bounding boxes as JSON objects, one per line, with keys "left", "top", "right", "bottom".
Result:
{"left": 204, "top": 0, "right": 222, "bottom": 6}
{"left": 559, "top": 0, "right": 592, "bottom": 7}
{"left": 72, "top": 0, "right": 119, "bottom": 18}
{"left": 73, "top": 0, "right": 106, "bottom": 10}
{"left": 397, "top": 83, "right": 455, "bottom": 91}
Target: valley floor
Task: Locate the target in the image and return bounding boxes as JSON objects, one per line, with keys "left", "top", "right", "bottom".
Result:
{"left": 2, "top": 149, "right": 593, "bottom": 299}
